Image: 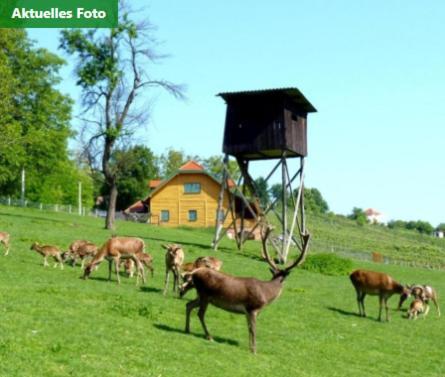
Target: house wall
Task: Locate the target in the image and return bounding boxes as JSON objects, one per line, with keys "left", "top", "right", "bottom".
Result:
{"left": 150, "top": 173, "right": 238, "bottom": 228}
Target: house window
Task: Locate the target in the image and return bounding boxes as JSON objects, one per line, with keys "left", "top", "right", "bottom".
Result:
{"left": 188, "top": 210, "right": 197, "bottom": 222}
{"left": 161, "top": 210, "right": 170, "bottom": 222}
{"left": 184, "top": 183, "right": 201, "bottom": 194}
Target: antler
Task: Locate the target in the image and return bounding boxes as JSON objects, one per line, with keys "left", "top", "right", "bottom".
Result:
{"left": 261, "top": 225, "right": 278, "bottom": 271}
{"left": 284, "top": 232, "right": 311, "bottom": 273}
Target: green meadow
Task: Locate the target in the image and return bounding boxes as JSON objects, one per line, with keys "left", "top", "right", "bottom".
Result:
{"left": 0, "top": 206, "right": 444, "bottom": 377}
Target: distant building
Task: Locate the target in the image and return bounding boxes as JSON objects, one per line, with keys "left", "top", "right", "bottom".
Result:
{"left": 125, "top": 161, "right": 258, "bottom": 231}
{"left": 433, "top": 230, "right": 444, "bottom": 238}
{"left": 364, "top": 208, "right": 383, "bottom": 223}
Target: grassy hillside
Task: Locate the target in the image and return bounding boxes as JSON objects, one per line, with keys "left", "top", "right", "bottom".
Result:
{"left": 0, "top": 206, "right": 444, "bottom": 377}
{"left": 308, "top": 213, "right": 445, "bottom": 269}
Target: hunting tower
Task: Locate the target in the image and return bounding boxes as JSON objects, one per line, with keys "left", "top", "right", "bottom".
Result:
{"left": 212, "top": 88, "right": 317, "bottom": 262}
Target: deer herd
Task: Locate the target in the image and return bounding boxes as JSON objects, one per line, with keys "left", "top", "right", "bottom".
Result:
{"left": 0, "top": 227, "right": 442, "bottom": 353}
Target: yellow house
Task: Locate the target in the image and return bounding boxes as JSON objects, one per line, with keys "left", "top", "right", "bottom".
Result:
{"left": 126, "top": 161, "right": 257, "bottom": 229}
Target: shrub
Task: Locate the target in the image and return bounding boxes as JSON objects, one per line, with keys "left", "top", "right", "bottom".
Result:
{"left": 302, "top": 253, "right": 353, "bottom": 276}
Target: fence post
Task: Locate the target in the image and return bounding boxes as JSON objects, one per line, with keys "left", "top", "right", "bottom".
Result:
{"left": 40, "top": 203, "right": 43, "bottom": 210}
{"left": 7, "top": 196, "right": 11, "bottom": 206}
{"left": 55, "top": 204, "right": 58, "bottom": 212}
{"left": 68, "top": 205, "right": 72, "bottom": 213}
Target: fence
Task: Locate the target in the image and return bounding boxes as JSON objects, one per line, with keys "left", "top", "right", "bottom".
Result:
{"left": 0, "top": 196, "right": 150, "bottom": 223}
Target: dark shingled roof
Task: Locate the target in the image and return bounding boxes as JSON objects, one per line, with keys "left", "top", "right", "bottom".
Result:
{"left": 217, "top": 87, "right": 317, "bottom": 113}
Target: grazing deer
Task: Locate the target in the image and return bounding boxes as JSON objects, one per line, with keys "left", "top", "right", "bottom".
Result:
{"left": 163, "top": 244, "right": 184, "bottom": 295}
{"left": 83, "top": 237, "right": 146, "bottom": 285}
{"left": 30, "top": 242, "right": 64, "bottom": 269}
{"left": 179, "top": 256, "right": 223, "bottom": 297}
{"left": 398, "top": 284, "right": 440, "bottom": 317}
{"left": 350, "top": 269, "right": 410, "bottom": 321}
{"left": 63, "top": 240, "right": 98, "bottom": 268}
{"left": 0, "top": 232, "right": 10, "bottom": 256}
{"left": 407, "top": 298, "right": 425, "bottom": 320}
{"left": 184, "top": 226, "right": 310, "bottom": 354}
{"left": 121, "top": 251, "right": 154, "bottom": 279}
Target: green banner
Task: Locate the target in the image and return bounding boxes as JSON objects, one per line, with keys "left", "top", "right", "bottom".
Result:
{"left": 0, "top": 0, "right": 118, "bottom": 28}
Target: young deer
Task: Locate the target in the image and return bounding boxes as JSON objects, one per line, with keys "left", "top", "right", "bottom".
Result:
{"left": 407, "top": 298, "right": 425, "bottom": 320}
{"left": 0, "top": 232, "right": 10, "bottom": 256}
{"left": 350, "top": 269, "right": 409, "bottom": 321}
{"left": 83, "top": 237, "right": 146, "bottom": 285}
{"left": 121, "top": 251, "right": 154, "bottom": 279}
{"left": 184, "top": 226, "right": 310, "bottom": 354}
{"left": 163, "top": 244, "right": 184, "bottom": 295}
{"left": 398, "top": 284, "right": 440, "bottom": 317}
{"left": 179, "top": 256, "right": 223, "bottom": 297}
{"left": 30, "top": 242, "right": 64, "bottom": 269}
{"left": 63, "top": 240, "right": 98, "bottom": 268}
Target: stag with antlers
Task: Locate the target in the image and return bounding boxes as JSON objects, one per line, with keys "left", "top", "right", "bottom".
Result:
{"left": 184, "top": 226, "right": 310, "bottom": 354}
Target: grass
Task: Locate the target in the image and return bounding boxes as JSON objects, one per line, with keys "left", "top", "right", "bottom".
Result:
{"left": 0, "top": 205, "right": 444, "bottom": 377}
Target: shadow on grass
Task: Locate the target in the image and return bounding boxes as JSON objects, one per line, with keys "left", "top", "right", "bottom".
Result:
{"left": 327, "top": 306, "right": 404, "bottom": 322}
{"left": 326, "top": 306, "right": 363, "bottom": 318}
{"left": 153, "top": 323, "right": 239, "bottom": 347}
{"left": 139, "top": 286, "right": 163, "bottom": 294}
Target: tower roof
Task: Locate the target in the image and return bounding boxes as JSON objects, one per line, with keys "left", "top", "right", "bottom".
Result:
{"left": 218, "top": 87, "right": 317, "bottom": 113}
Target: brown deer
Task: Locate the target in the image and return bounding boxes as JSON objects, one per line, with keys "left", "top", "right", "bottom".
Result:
{"left": 350, "top": 269, "right": 410, "bottom": 321}
{"left": 398, "top": 284, "right": 440, "bottom": 317}
{"left": 179, "top": 256, "right": 223, "bottom": 297}
{"left": 83, "top": 237, "right": 146, "bottom": 285}
{"left": 63, "top": 240, "right": 98, "bottom": 268}
{"left": 121, "top": 251, "right": 154, "bottom": 278}
{"left": 30, "top": 242, "right": 64, "bottom": 269}
{"left": 0, "top": 232, "right": 10, "bottom": 256}
{"left": 407, "top": 298, "right": 425, "bottom": 320}
{"left": 162, "top": 244, "right": 184, "bottom": 295}
{"left": 184, "top": 226, "right": 310, "bottom": 354}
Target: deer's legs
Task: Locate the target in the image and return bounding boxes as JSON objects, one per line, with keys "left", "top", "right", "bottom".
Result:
{"left": 378, "top": 295, "right": 389, "bottom": 321}
{"left": 43, "top": 256, "right": 49, "bottom": 267}
{"left": 114, "top": 257, "right": 121, "bottom": 284}
{"left": 247, "top": 311, "right": 258, "bottom": 354}
{"left": 133, "top": 256, "right": 145, "bottom": 286}
{"left": 185, "top": 298, "right": 200, "bottom": 333}
{"left": 197, "top": 299, "right": 212, "bottom": 341}
{"left": 424, "top": 303, "right": 430, "bottom": 317}
{"left": 108, "top": 259, "right": 113, "bottom": 281}
{"left": 356, "top": 291, "right": 366, "bottom": 317}
{"left": 163, "top": 269, "right": 170, "bottom": 295}
{"left": 4, "top": 243, "right": 9, "bottom": 256}
{"left": 55, "top": 254, "right": 64, "bottom": 270}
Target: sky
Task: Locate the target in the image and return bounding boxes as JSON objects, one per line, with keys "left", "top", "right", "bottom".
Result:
{"left": 27, "top": 0, "right": 445, "bottom": 226}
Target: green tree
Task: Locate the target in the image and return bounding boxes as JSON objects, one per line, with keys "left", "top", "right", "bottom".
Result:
{"left": 112, "top": 145, "right": 159, "bottom": 210}
{"left": 254, "top": 177, "right": 269, "bottom": 207}
{"left": 159, "top": 149, "right": 187, "bottom": 178}
{"left": 269, "top": 183, "right": 283, "bottom": 202}
{"left": 304, "top": 188, "right": 329, "bottom": 214}
{"left": 348, "top": 207, "right": 369, "bottom": 226}
{"left": 60, "top": 6, "right": 184, "bottom": 229}
{"left": 436, "top": 223, "right": 445, "bottom": 232}
{"left": 0, "top": 30, "right": 74, "bottom": 202}
{"left": 202, "top": 155, "right": 241, "bottom": 182}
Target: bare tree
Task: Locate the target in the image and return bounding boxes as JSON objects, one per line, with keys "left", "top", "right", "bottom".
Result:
{"left": 60, "top": 4, "right": 185, "bottom": 228}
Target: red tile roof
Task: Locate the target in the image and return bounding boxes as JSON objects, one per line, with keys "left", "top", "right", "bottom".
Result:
{"left": 179, "top": 160, "right": 204, "bottom": 171}
{"left": 148, "top": 179, "right": 162, "bottom": 189}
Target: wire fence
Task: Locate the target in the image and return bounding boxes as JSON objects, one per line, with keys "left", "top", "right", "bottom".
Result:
{"left": 0, "top": 196, "right": 150, "bottom": 223}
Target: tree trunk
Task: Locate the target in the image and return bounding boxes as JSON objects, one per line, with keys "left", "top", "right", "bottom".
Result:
{"left": 105, "top": 182, "right": 118, "bottom": 229}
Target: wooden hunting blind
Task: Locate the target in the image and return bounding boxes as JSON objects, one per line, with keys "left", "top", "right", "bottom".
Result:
{"left": 220, "top": 88, "right": 317, "bottom": 160}
{"left": 213, "top": 87, "right": 317, "bottom": 263}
